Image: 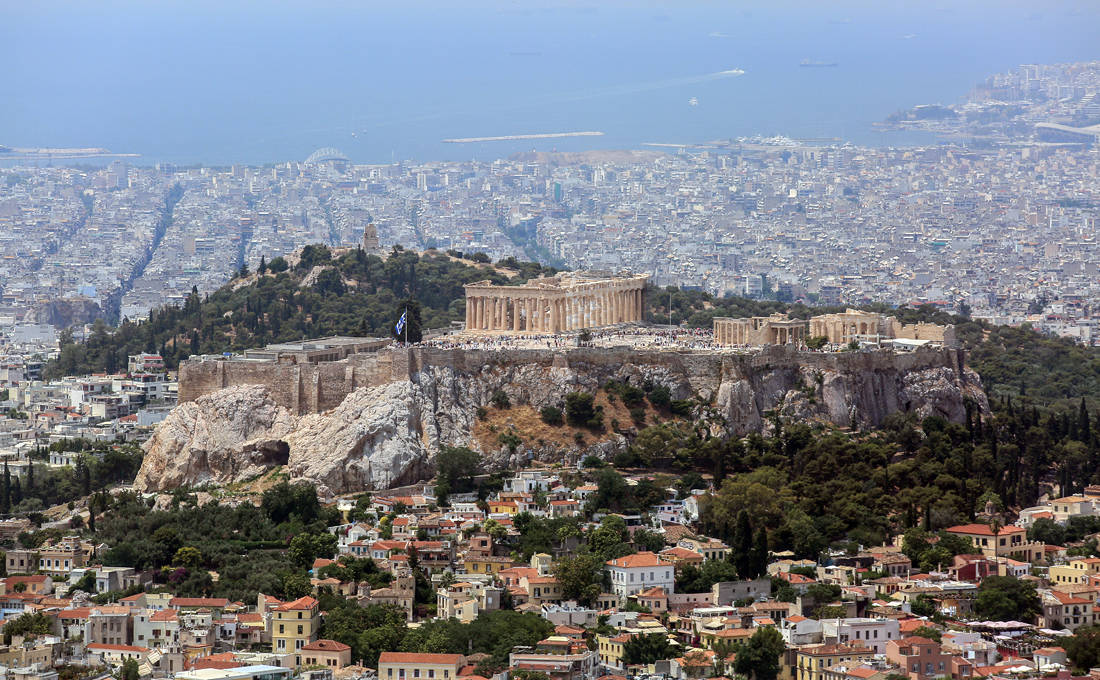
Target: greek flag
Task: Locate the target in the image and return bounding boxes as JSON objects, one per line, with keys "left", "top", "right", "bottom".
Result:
{"left": 395, "top": 310, "right": 407, "bottom": 335}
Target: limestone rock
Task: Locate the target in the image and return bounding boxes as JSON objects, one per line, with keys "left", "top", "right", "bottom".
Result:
{"left": 135, "top": 385, "right": 296, "bottom": 491}
{"left": 137, "top": 345, "right": 989, "bottom": 495}
{"left": 285, "top": 381, "right": 431, "bottom": 495}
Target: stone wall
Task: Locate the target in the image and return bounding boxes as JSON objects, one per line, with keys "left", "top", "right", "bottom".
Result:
{"left": 891, "top": 321, "right": 957, "bottom": 346}
{"left": 178, "top": 343, "right": 971, "bottom": 418}
{"left": 178, "top": 351, "right": 400, "bottom": 415}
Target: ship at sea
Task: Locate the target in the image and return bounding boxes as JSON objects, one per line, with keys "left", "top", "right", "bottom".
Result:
{"left": 800, "top": 59, "right": 839, "bottom": 67}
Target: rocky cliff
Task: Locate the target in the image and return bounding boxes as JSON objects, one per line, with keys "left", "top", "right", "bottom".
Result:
{"left": 135, "top": 345, "right": 988, "bottom": 495}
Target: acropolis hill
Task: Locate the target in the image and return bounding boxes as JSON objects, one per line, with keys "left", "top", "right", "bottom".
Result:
{"left": 138, "top": 329, "right": 988, "bottom": 495}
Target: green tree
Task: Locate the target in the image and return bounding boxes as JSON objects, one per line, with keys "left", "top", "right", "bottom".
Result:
{"left": 909, "top": 594, "right": 937, "bottom": 618}
{"left": 3, "top": 612, "right": 52, "bottom": 644}
{"left": 1065, "top": 625, "right": 1100, "bottom": 673}
{"left": 734, "top": 626, "right": 785, "bottom": 680}
{"left": 435, "top": 446, "right": 480, "bottom": 494}
{"left": 974, "top": 576, "right": 1041, "bottom": 622}
{"left": 623, "top": 633, "right": 679, "bottom": 665}
{"left": 173, "top": 546, "right": 203, "bottom": 570}
{"left": 118, "top": 658, "right": 140, "bottom": 680}
{"left": 564, "top": 392, "right": 601, "bottom": 428}
{"left": 552, "top": 553, "right": 605, "bottom": 607}
{"left": 289, "top": 532, "right": 338, "bottom": 568}
{"left": 588, "top": 515, "right": 632, "bottom": 560}
{"left": 911, "top": 625, "right": 942, "bottom": 643}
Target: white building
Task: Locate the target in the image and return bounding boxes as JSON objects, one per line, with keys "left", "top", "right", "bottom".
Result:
{"left": 821, "top": 617, "right": 900, "bottom": 654}
{"left": 605, "top": 552, "right": 675, "bottom": 599}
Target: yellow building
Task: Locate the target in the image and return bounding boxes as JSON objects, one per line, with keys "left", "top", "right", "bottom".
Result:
{"left": 597, "top": 633, "right": 634, "bottom": 671}
{"left": 488, "top": 500, "right": 519, "bottom": 515}
{"left": 463, "top": 555, "right": 513, "bottom": 575}
{"left": 522, "top": 575, "right": 563, "bottom": 605}
{"left": 271, "top": 595, "right": 320, "bottom": 665}
{"left": 794, "top": 644, "right": 874, "bottom": 680}
{"left": 378, "top": 652, "right": 464, "bottom": 680}
{"left": 1050, "top": 558, "right": 1100, "bottom": 585}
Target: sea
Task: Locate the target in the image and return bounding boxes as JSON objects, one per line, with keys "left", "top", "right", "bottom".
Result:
{"left": 2, "top": 0, "right": 1099, "bottom": 166}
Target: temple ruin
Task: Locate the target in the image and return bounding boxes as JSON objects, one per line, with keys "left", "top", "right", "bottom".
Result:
{"left": 463, "top": 272, "right": 647, "bottom": 333}
{"left": 713, "top": 309, "right": 956, "bottom": 347}
{"left": 713, "top": 314, "right": 808, "bottom": 345}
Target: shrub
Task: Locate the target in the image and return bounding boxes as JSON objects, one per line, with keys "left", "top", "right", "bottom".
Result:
{"left": 670, "top": 400, "right": 694, "bottom": 417}
{"left": 565, "top": 392, "right": 598, "bottom": 427}
{"left": 647, "top": 384, "right": 672, "bottom": 409}
{"left": 619, "top": 385, "right": 646, "bottom": 407}
{"left": 582, "top": 455, "right": 605, "bottom": 468}
{"left": 498, "top": 431, "right": 522, "bottom": 453}
{"left": 629, "top": 407, "right": 646, "bottom": 424}
{"left": 540, "top": 406, "right": 564, "bottom": 426}
{"left": 491, "top": 389, "right": 511, "bottom": 409}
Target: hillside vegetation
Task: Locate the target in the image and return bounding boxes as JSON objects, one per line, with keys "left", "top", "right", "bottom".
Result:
{"left": 46, "top": 247, "right": 556, "bottom": 378}
{"left": 47, "top": 244, "right": 1100, "bottom": 411}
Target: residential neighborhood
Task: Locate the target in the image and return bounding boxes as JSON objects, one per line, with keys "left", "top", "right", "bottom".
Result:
{"left": 1, "top": 464, "right": 1099, "bottom": 680}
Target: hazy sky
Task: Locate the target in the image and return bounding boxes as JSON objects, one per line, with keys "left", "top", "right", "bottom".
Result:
{"left": 3, "top": 1, "right": 1098, "bottom": 163}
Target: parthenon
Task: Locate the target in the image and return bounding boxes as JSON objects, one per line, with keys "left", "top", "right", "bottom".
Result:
{"left": 464, "top": 272, "right": 648, "bottom": 333}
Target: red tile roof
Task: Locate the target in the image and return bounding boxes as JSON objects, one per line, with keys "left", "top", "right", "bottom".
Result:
{"left": 302, "top": 639, "right": 351, "bottom": 652}
{"left": 170, "top": 597, "right": 229, "bottom": 608}
{"left": 606, "top": 552, "right": 667, "bottom": 568}
{"left": 275, "top": 595, "right": 318, "bottom": 611}
{"left": 379, "top": 652, "right": 464, "bottom": 665}
{"left": 946, "top": 523, "right": 1024, "bottom": 536}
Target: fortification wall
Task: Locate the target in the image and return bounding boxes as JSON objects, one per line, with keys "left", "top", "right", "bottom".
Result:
{"left": 892, "top": 321, "right": 957, "bottom": 346}
{"left": 178, "top": 351, "right": 399, "bottom": 414}
{"left": 178, "top": 343, "right": 968, "bottom": 416}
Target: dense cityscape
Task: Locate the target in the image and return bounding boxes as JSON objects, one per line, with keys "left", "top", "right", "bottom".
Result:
{"left": 1, "top": 39, "right": 1100, "bottom": 680}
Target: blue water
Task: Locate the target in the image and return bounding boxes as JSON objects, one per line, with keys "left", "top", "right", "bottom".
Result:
{"left": 2, "top": 0, "right": 1098, "bottom": 165}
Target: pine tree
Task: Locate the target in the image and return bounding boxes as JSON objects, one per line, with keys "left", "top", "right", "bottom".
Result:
{"left": 258, "top": 255, "right": 268, "bottom": 275}
{"left": 25, "top": 460, "right": 33, "bottom": 494}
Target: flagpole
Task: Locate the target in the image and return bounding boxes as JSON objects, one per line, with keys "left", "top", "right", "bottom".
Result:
{"left": 404, "top": 306, "right": 408, "bottom": 345}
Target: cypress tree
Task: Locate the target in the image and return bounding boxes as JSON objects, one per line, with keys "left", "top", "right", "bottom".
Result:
{"left": 1080, "top": 398, "right": 1091, "bottom": 442}
{"left": 748, "top": 527, "right": 769, "bottom": 580}
{"left": 732, "top": 510, "right": 753, "bottom": 577}
{"left": 1, "top": 461, "right": 10, "bottom": 514}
